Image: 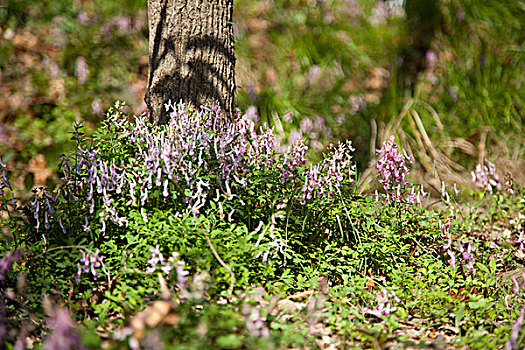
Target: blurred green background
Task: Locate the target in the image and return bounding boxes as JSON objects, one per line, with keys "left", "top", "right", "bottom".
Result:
{"left": 0, "top": 0, "right": 523, "bottom": 193}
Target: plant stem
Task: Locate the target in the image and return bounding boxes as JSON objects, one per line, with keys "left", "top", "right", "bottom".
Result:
{"left": 198, "top": 222, "right": 235, "bottom": 297}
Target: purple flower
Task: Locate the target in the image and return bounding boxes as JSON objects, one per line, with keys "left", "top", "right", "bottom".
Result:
{"left": 449, "top": 86, "right": 458, "bottom": 102}
{"left": 146, "top": 245, "right": 165, "bottom": 273}
{"left": 376, "top": 136, "right": 413, "bottom": 200}
{"left": 456, "top": 8, "right": 465, "bottom": 22}
{"left": 301, "top": 140, "right": 356, "bottom": 204}
{"left": 349, "top": 95, "right": 365, "bottom": 115}
{"left": 114, "top": 16, "right": 132, "bottom": 35}
{"left": 505, "top": 308, "right": 525, "bottom": 350}
{"left": 175, "top": 260, "right": 189, "bottom": 290}
{"left": 244, "top": 106, "right": 259, "bottom": 124}
{"left": 44, "top": 305, "right": 85, "bottom": 350}
{"left": 81, "top": 217, "right": 90, "bottom": 232}
{"left": 453, "top": 183, "right": 460, "bottom": 196}
{"left": 0, "top": 250, "right": 28, "bottom": 285}
{"left": 76, "top": 249, "right": 103, "bottom": 282}
{"left": 248, "top": 124, "right": 277, "bottom": 170}
{"left": 74, "top": 57, "right": 89, "bottom": 84}
{"left": 281, "top": 140, "right": 308, "bottom": 183}
{"left": 471, "top": 161, "right": 502, "bottom": 192}
{"left": 425, "top": 50, "right": 438, "bottom": 70}
{"left": 300, "top": 118, "right": 314, "bottom": 134}
{"left": 505, "top": 173, "right": 515, "bottom": 194}
{"left": 28, "top": 188, "right": 57, "bottom": 233}
{"left": 406, "top": 184, "right": 428, "bottom": 205}
{"left": 361, "top": 289, "right": 400, "bottom": 317}
{"left": 242, "top": 304, "right": 270, "bottom": 338}
{"left": 447, "top": 250, "right": 456, "bottom": 269}
{"left": 516, "top": 231, "right": 525, "bottom": 252}
{"left": 457, "top": 241, "right": 476, "bottom": 274}
{"left": 307, "top": 65, "right": 321, "bottom": 85}
{"left": 511, "top": 276, "right": 520, "bottom": 297}
{"left": 76, "top": 11, "right": 90, "bottom": 25}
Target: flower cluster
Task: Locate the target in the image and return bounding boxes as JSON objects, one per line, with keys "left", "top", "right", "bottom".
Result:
{"left": 43, "top": 302, "right": 85, "bottom": 350}
{"left": 457, "top": 241, "right": 476, "bottom": 274}
{"left": 248, "top": 124, "right": 277, "bottom": 170}
{"left": 376, "top": 136, "right": 413, "bottom": 200}
{"left": 29, "top": 188, "right": 60, "bottom": 234}
{"left": 146, "top": 246, "right": 189, "bottom": 289}
{"left": 65, "top": 102, "right": 287, "bottom": 230}
{"left": 242, "top": 304, "right": 270, "bottom": 338}
{"left": 301, "top": 140, "right": 356, "bottom": 204}
{"left": 280, "top": 140, "right": 308, "bottom": 183}
{"left": 360, "top": 288, "right": 400, "bottom": 317}
{"left": 440, "top": 215, "right": 476, "bottom": 274}
{"left": 76, "top": 249, "right": 104, "bottom": 282}
{"left": 471, "top": 160, "right": 502, "bottom": 192}
{"left": 405, "top": 184, "right": 428, "bottom": 205}
{"left": 60, "top": 101, "right": 357, "bottom": 238}
{"left": 22, "top": 101, "right": 360, "bottom": 275}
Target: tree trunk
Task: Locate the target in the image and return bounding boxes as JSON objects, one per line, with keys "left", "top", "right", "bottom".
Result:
{"left": 145, "top": 0, "right": 236, "bottom": 125}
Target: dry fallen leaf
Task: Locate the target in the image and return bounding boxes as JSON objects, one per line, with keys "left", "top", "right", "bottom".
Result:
{"left": 157, "top": 272, "right": 171, "bottom": 300}
{"left": 427, "top": 330, "right": 440, "bottom": 339}
{"left": 130, "top": 300, "right": 178, "bottom": 340}
{"left": 287, "top": 290, "right": 313, "bottom": 301}
{"left": 277, "top": 299, "right": 301, "bottom": 313}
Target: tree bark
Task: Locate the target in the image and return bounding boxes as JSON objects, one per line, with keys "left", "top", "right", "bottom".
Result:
{"left": 145, "top": 0, "right": 236, "bottom": 124}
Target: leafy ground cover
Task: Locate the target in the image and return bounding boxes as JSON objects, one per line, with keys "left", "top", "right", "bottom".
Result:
{"left": 1, "top": 0, "right": 524, "bottom": 348}
{"left": 1, "top": 101, "right": 525, "bottom": 349}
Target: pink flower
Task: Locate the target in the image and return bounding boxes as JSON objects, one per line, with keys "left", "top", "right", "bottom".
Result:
{"left": 376, "top": 136, "right": 412, "bottom": 199}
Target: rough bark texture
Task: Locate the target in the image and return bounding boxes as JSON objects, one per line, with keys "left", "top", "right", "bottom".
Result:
{"left": 146, "top": 0, "right": 236, "bottom": 124}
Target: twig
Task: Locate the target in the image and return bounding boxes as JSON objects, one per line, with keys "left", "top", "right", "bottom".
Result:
{"left": 419, "top": 100, "right": 445, "bottom": 140}
{"left": 370, "top": 118, "right": 377, "bottom": 160}
{"left": 478, "top": 128, "right": 488, "bottom": 165}
{"left": 411, "top": 237, "right": 425, "bottom": 251}
{"left": 287, "top": 290, "right": 314, "bottom": 300}
{"left": 28, "top": 245, "right": 86, "bottom": 261}
{"left": 198, "top": 222, "right": 235, "bottom": 297}
{"left": 337, "top": 187, "right": 362, "bottom": 246}
{"left": 385, "top": 98, "right": 413, "bottom": 139}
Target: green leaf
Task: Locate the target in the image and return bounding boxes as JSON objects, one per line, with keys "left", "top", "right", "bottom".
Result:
{"left": 476, "top": 262, "right": 489, "bottom": 274}
{"left": 216, "top": 334, "right": 242, "bottom": 349}
{"left": 468, "top": 298, "right": 488, "bottom": 310}
{"left": 455, "top": 303, "right": 465, "bottom": 329}
{"left": 489, "top": 259, "right": 496, "bottom": 275}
